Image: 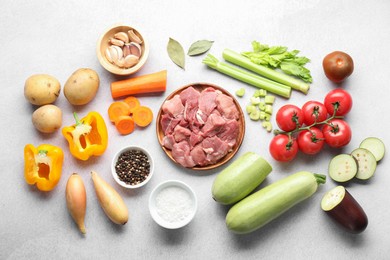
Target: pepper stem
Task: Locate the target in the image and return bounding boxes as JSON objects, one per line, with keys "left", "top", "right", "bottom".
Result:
{"left": 73, "top": 112, "right": 82, "bottom": 126}
{"left": 38, "top": 150, "right": 48, "bottom": 155}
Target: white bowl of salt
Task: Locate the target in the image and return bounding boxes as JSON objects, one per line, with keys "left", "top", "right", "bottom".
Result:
{"left": 149, "top": 180, "right": 197, "bottom": 229}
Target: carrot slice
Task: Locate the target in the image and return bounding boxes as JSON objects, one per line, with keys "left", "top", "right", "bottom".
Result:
{"left": 133, "top": 106, "right": 153, "bottom": 127}
{"left": 115, "top": 115, "right": 135, "bottom": 135}
{"left": 124, "top": 96, "right": 141, "bottom": 114}
{"left": 110, "top": 70, "right": 167, "bottom": 99}
{"left": 108, "top": 101, "right": 131, "bottom": 123}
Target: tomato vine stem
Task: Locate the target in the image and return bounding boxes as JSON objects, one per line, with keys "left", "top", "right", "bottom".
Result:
{"left": 273, "top": 103, "right": 343, "bottom": 136}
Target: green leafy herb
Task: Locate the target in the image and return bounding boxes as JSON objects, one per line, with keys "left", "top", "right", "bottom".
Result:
{"left": 188, "top": 40, "right": 214, "bottom": 56}
{"left": 280, "top": 61, "right": 312, "bottom": 83}
{"left": 222, "top": 49, "right": 309, "bottom": 94}
{"left": 242, "top": 41, "right": 312, "bottom": 83}
{"left": 167, "top": 38, "right": 185, "bottom": 69}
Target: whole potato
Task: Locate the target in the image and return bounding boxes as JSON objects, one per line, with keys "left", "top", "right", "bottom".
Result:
{"left": 64, "top": 68, "right": 100, "bottom": 105}
{"left": 24, "top": 74, "right": 61, "bottom": 105}
{"left": 32, "top": 104, "right": 62, "bottom": 133}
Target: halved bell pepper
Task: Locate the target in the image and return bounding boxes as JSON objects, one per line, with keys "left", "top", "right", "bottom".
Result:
{"left": 24, "top": 144, "right": 64, "bottom": 191}
{"left": 62, "top": 111, "right": 108, "bottom": 161}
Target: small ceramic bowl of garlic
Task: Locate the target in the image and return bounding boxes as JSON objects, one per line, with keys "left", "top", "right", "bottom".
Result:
{"left": 97, "top": 24, "right": 150, "bottom": 75}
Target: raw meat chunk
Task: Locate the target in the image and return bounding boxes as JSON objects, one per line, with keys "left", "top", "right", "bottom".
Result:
{"left": 180, "top": 86, "right": 201, "bottom": 123}
{"left": 162, "top": 94, "right": 184, "bottom": 117}
{"left": 190, "top": 144, "right": 207, "bottom": 166}
{"left": 160, "top": 113, "right": 182, "bottom": 135}
{"left": 189, "top": 132, "right": 204, "bottom": 148}
{"left": 173, "top": 125, "right": 192, "bottom": 142}
{"left": 201, "top": 113, "right": 226, "bottom": 137}
{"left": 198, "top": 88, "right": 218, "bottom": 116}
{"left": 172, "top": 141, "right": 195, "bottom": 168}
{"left": 202, "top": 136, "right": 230, "bottom": 164}
{"left": 162, "top": 135, "right": 175, "bottom": 150}
{"left": 180, "top": 86, "right": 200, "bottom": 104}
{"left": 217, "top": 119, "right": 239, "bottom": 148}
{"left": 216, "top": 93, "right": 239, "bottom": 119}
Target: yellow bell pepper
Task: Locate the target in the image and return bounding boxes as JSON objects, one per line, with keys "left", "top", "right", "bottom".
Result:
{"left": 24, "top": 144, "right": 64, "bottom": 191}
{"left": 62, "top": 111, "right": 108, "bottom": 161}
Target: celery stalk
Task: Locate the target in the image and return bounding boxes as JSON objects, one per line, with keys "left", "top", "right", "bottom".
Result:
{"left": 203, "top": 54, "right": 291, "bottom": 98}
{"left": 222, "top": 49, "right": 310, "bottom": 94}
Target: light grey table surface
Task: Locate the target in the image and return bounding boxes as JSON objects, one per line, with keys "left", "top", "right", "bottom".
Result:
{"left": 1, "top": 1, "right": 389, "bottom": 259}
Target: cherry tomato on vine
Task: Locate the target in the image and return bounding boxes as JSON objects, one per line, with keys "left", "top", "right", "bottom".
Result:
{"left": 269, "top": 134, "right": 299, "bottom": 162}
{"left": 301, "top": 101, "right": 328, "bottom": 126}
{"left": 322, "top": 119, "right": 352, "bottom": 148}
{"left": 297, "top": 127, "right": 325, "bottom": 155}
{"left": 276, "top": 104, "right": 304, "bottom": 131}
{"left": 324, "top": 89, "right": 353, "bottom": 116}
{"left": 322, "top": 51, "right": 354, "bottom": 83}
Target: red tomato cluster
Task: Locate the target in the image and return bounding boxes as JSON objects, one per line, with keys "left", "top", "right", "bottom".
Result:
{"left": 270, "top": 89, "right": 353, "bottom": 162}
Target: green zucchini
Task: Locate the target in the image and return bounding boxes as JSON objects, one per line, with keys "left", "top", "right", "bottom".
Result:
{"left": 212, "top": 152, "right": 272, "bottom": 205}
{"left": 226, "top": 171, "right": 326, "bottom": 234}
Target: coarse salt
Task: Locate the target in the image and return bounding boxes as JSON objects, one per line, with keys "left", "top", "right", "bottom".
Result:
{"left": 155, "top": 186, "right": 193, "bottom": 223}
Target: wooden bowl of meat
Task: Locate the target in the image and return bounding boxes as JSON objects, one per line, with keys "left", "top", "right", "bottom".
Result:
{"left": 156, "top": 83, "right": 245, "bottom": 170}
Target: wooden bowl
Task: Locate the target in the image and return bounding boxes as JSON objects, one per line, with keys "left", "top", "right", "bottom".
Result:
{"left": 96, "top": 24, "right": 150, "bottom": 75}
{"left": 156, "top": 83, "right": 245, "bottom": 170}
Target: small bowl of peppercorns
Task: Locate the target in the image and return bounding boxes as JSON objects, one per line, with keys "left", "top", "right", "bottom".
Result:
{"left": 111, "top": 146, "right": 154, "bottom": 189}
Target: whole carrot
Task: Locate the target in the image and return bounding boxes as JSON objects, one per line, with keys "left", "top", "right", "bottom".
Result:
{"left": 111, "top": 70, "right": 167, "bottom": 99}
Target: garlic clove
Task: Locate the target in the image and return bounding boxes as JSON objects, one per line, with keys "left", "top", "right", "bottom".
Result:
{"left": 105, "top": 47, "right": 113, "bottom": 63}
{"left": 127, "top": 30, "right": 143, "bottom": 44}
{"left": 123, "top": 55, "right": 139, "bottom": 68}
{"left": 114, "top": 57, "right": 125, "bottom": 68}
{"left": 111, "top": 45, "right": 123, "bottom": 59}
{"left": 114, "top": 32, "right": 129, "bottom": 43}
{"left": 108, "top": 46, "right": 119, "bottom": 63}
{"left": 129, "top": 42, "right": 142, "bottom": 58}
{"left": 109, "top": 45, "right": 124, "bottom": 68}
{"left": 123, "top": 44, "right": 132, "bottom": 57}
{"left": 109, "top": 38, "right": 125, "bottom": 47}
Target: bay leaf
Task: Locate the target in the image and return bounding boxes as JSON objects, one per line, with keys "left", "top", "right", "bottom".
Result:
{"left": 167, "top": 37, "right": 185, "bottom": 69}
{"left": 188, "top": 40, "right": 214, "bottom": 56}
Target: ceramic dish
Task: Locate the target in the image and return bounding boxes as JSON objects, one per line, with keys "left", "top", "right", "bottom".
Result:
{"left": 149, "top": 180, "right": 197, "bottom": 229}
{"left": 156, "top": 83, "right": 245, "bottom": 170}
{"left": 96, "top": 24, "right": 150, "bottom": 76}
{"left": 111, "top": 145, "right": 154, "bottom": 189}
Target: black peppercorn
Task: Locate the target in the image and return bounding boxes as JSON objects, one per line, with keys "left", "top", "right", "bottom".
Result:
{"left": 115, "top": 149, "right": 150, "bottom": 185}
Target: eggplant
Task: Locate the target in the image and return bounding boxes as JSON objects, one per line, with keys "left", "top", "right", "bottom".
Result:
{"left": 321, "top": 186, "right": 368, "bottom": 233}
